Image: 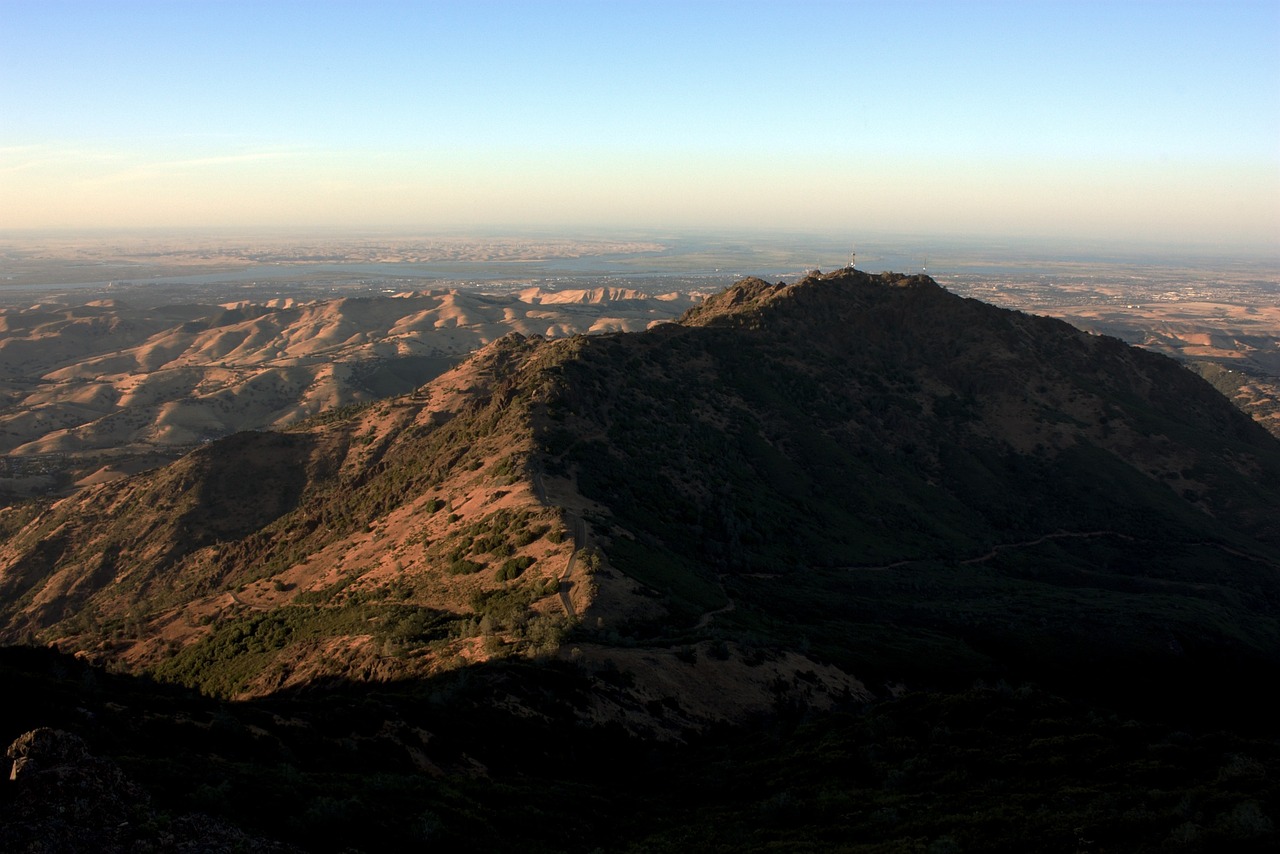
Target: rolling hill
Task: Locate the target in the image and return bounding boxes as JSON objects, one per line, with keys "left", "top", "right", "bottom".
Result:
{"left": 0, "top": 286, "right": 699, "bottom": 500}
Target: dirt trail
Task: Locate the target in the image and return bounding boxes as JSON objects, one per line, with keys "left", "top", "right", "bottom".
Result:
{"left": 841, "top": 531, "right": 1136, "bottom": 573}
{"left": 532, "top": 470, "right": 580, "bottom": 619}
{"left": 556, "top": 515, "right": 585, "bottom": 620}
{"left": 694, "top": 592, "right": 735, "bottom": 630}
{"left": 959, "top": 530, "right": 1133, "bottom": 564}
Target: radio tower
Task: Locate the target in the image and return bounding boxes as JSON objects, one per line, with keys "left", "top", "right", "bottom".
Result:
{"left": 848, "top": 247, "right": 857, "bottom": 269}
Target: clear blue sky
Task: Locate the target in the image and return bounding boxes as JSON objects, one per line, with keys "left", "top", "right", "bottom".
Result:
{"left": 2, "top": 0, "right": 1277, "bottom": 250}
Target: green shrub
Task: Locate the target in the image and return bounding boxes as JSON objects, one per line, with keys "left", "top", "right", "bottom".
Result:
{"left": 533, "top": 577, "right": 560, "bottom": 597}
{"left": 471, "top": 534, "right": 507, "bottom": 554}
{"left": 496, "top": 556, "right": 535, "bottom": 582}
{"left": 448, "top": 558, "right": 484, "bottom": 576}
{"left": 514, "top": 524, "right": 549, "bottom": 547}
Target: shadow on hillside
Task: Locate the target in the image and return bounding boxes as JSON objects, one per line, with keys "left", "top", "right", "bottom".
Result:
{"left": 177, "top": 431, "right": 320, "bottom": 545}
{"left": 5, "top": 642, "right": 1280, "bottom": 854}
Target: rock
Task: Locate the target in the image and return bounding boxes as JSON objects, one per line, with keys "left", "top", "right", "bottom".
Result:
{"left": 8, "top": 727, "right": 91, "bottom": 780}
{"left": 1, "top": 727, "right": 299, "bottom": 853}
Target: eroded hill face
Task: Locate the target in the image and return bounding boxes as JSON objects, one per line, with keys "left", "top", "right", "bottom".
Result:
{"left": 0, "top": 287, "right": 699, "bottom": 501}
{"left": 1, "top": 270, "right": 1279, "bottom": 725}
{"left": 0, "top": 336, "right": 585, "bottom": 696}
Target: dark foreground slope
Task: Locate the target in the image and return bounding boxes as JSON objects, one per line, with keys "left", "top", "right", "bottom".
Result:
{"left": 4, "top": 643, "right": 1279, "bottom": 853}
{"left": 3, "top": 269, "right": 1280, "bottom": 852}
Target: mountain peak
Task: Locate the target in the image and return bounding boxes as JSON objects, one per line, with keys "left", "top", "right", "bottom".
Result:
{"left": 679, "top": 268, "right": 940, "bottom": 329}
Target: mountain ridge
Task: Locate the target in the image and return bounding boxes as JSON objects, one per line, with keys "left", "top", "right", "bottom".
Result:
{"left": 0, "top": 269, "right": 1277, "bottom": 716}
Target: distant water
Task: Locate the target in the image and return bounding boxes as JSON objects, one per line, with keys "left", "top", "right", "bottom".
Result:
{"left": 12, "top": 259, "right": 732, "bottom": 292}
{"left": 4, "top": 234, "right": 1273, "bottom": 303}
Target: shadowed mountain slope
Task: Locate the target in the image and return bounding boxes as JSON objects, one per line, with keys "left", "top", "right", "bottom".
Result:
{"left": 532, "top": 269, "right": 1280, "bottom": 696}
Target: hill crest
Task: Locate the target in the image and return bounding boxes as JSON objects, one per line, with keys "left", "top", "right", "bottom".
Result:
{"left": 679, "top": 267, "right": 932, "bottom": 327}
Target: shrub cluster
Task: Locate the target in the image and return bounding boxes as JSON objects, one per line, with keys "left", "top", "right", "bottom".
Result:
{"left": 495, "top": 556, "right": 535, "bottom": 582}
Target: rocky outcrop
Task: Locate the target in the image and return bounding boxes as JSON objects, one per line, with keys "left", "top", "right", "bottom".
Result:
{"left": 2, "top": 727, "right": 297, "bottom": 853}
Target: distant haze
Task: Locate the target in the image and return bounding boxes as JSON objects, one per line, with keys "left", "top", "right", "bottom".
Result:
{"left": 2, "top": 1, "right": 1277, "bottom": 252}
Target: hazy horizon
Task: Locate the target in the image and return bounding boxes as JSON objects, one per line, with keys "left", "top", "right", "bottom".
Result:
{"left": 3, "top": 1, "right": 1277, "bottom": 252}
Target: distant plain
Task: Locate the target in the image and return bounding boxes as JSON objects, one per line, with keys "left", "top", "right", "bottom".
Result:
{"left": 1, "top": 231, "right": 1276, "bottom": 500}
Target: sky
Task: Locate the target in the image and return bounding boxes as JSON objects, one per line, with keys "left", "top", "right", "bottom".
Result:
{"left": 2, "top": 0, "right": 1278, "bottom": 251}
